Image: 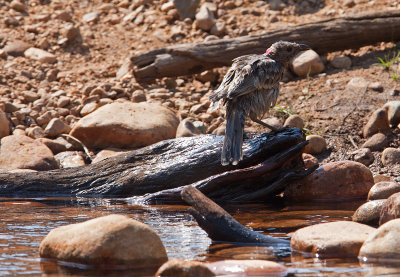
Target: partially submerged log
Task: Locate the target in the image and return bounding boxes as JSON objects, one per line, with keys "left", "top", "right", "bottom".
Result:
{"left": 181, "top": 186, "right": 289, "bottom": 246}
{"left": 131, "top": 10, "right": 400, "bottom": 82}
{"left": 0, "top": 128, "right": 307, "bottom": 198}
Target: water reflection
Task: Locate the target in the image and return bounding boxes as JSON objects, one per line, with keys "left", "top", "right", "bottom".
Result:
{"left": 1, "top": 197, "right": 400, "bottom": 276}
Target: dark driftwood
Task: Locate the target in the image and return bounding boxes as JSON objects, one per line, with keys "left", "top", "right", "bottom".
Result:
{"left": 181, "top": 186, "right": 289, "bottom": 245}
{"left": 135, "top": 140, "right": 316, "bottom": 204}
{"left": 0, "top": 128, "right": 305, "bottom": 198}
{"left": 131, "top": 10, "right": 400, "bottom": 82}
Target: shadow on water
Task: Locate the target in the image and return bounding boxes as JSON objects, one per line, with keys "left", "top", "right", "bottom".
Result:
{"left": 1, "top": 197, "right": 400, "bottom": 276}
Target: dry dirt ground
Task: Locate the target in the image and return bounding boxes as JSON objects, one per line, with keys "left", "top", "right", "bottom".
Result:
{"left": 1, "top": 0, "right": 400, "bottom": 176}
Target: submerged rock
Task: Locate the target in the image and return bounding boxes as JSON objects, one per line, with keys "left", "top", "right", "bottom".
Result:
{"left": 39, "top": 214, "right": 168, "bottom": 266}
{"left": 156, "top": 259, "right": 214, "bottom": 277}
{"left": 291, "top": 221, "right": 376, "bottom": 258}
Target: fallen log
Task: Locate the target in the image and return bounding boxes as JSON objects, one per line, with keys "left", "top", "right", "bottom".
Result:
{"left": 135, "top": 140, "right": 317, "bottom": 204}
{"left": 181, "top": 186, "right": 289, "bottom": 246}
{"left": 0, "top": 128, "right": 306, "bottom": 198}
{"left": 131, "top": 10, "right": 400, "bottom": 82}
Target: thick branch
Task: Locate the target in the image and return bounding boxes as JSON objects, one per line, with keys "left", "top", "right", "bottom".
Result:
{"left": 131, "top": 10, "right": 400, "bottom": 82}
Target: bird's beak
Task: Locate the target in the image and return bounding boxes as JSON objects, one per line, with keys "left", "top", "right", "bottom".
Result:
{"left": 298, "top": 44, "right": 311, "bottom": 51}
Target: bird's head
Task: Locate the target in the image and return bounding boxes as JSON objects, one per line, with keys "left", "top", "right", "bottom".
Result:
{"left": 265, "top": 41, "right": 310, "bottom": 66}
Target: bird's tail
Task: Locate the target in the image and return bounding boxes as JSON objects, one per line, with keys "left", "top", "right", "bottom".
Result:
{"left": 221, "top": 103, "right": 245, "bottom": 166}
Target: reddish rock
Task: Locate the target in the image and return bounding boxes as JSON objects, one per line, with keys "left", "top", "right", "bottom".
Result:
{"left": 0, "top": 135, "right": 57, "bottom": 171}
{"left": 352, "top": 200, "right": 387, "bottom": 226}
{"left": 381, "top": 147, "right": 400, "bottom": 166}
{"left": 207, "top": 260, "right": 287, "bottom": 277}
{"left": 362, "top": 132, "right": 389, "bottom": 151}
{"left": 302, "top": 153, "right": 318, "bottom": 169}
{"left": 54, "top": 151, "right": 86, "bottom": 168}
{"left": 291, "top": 221, "right": 376, "bottom": 258}
{"left": 3, "top": 40, "right": 31, "bottom": 56}
{"left": 36, "top": 137, "right": 73, "bottom": 155}
{"left": 363, "top": 108, "right": 390, "bottom": 138}
{"left": 284, "top": 161, "right": 374, "bottom": 202}
{"left": 39, "top": 214, "right": 168, "bottom": 266}
{"left": 284, "top": 115, "right": 304, "bottom": 129}
{"left": 368, "top": 181, "right": 400, "bottom": 200}
{"left": 70, "top": 102, "right": 180, "bottom": 149}
{"left": 92, "top": 148, "right": 127, "bottom": 163}
{"left": 0, "top": 110, "right": 10, "bottom": 138}
{"left": 359, "top": 219, "right": 400, "bottom": 262}
{"left": 379, "top": 192, "right": 400, "bottom": 225}
{"left": 156, "top": 259, "right": 214, "bottom": 277}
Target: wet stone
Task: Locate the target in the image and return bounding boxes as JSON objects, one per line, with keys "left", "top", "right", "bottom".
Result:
{"left": 368, "top": 181, "right": 400, "bottom": 200}
{"left": 156, "top": 259, "right": 214, "bottom": 277}
{"left": 352, "top": 199, "right": 387, "bottom": 226}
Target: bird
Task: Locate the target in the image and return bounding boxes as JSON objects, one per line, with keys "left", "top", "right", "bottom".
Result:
{"left": 209, "top": 41, "right": 310, "bottom": 166}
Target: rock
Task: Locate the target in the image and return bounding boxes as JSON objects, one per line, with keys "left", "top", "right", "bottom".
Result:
{"left": 284, "top": 115, "right": 304, "bottom": 129}
{"left": 10, "top": 0, "right": 27, "bottom": 12}
{"left": 0, "top": 111, "right": 10, "bottom": 138}
{"left": 131, "top": 90, "right": 147, "bottom": 102}
{"left": 173, "top": 0, "right": 200, "bottom": 19}
{"left": 381, "top": 147, "right": 400, "bottom": 166}
{"left": 302, "top": 153, "right": 318, "bottom": 169}
{"left": 54, "top": 11, "right": 72, "bottom": 22}
{"left": 195, "top": 5, "right": 216, "bottom": 31}
{"left": 70, "top": 102, "right": 179, "bottom": 149}
{"left": 362, "top": 133, "right": 389, "bottom": 151}
{"left": 160, "top": 2, "right": 175, "bottom": 12}
{"left": 269, "top": 0, "right": 285, "bottom": 11}
{"left": 0, "top": 135, "right": 57, "bottom": 171}
{"left": 284, "top": 161, "right": 374, "bottom": 202}
{"left": 210, "top": 21, "right": 226, "bottom": 36}
{"left": 346, "top": 77, "right": 368, "bottom": 92}
{"left": 291, "top": 50, "right": 324, "bottom": 77}
{"left": 369, "top": 82, "right": 384, "bottom": 93}
{"left": 80, "top": 102, "right": 98, "bottom": 116}
{"left": 363, "top": 109, "right": 390, "bottom": 138}
{"left": 24, "top": 48, "right": 57, "bottom": 63}
{"left": 196, "top": 70, "right": 218, "bottom": 83}
{"left": 26, "top": 126, "right": 46, "bottom": 139}
{"left": 207, "top": 260, "right": 287, "bottom": 276}
{"left": 359, "top": 218, "right": 400, "bottom": 262}
{"left": 156, "top": 259, "right": 214, "bottom": 277}
{"left": 116, "top": 58, "right": 131, "bottom": 80}
{"left": 176, "top": 118, "right": 206, "bottom": 138}
{"left": 291, "top": 221, "right": 375, "bottom": 258}
{"left": 304, "top": 135, "right": 326, "bottom": 155}
{"left": 39, "top": 214, "right": 168, "bottom": 266}
{"left": 4, "top": 40, "right": 31, "bottom": 56}
{"left": 54, "top": 151, "right": 86, "bottom": 168}
{"left": 44, "top": 118, "right": 71, "bottom": 137}
{"left": 63, "top": 25, "right": 80, "bottom": 41}
{"left": 383, "top": 101, "right": 400, "bottom": 127}
{"left": 352, "top": 200, "right": 387, "bottom": 226}
{"left": 37, "top": 137, "right": 73, "bottom": 154}
{"left": 82, "top": 11, "right": 99, "bottom": 23}
{"left": 368, "top": 181, "right": 400, "bottom": 200}
{"left": 330, "top": 56, "right": 352, "bottom": 69}
{"left": 379, "top": 192, "right": 400, "bottom": 225}
{"left": 351, "top": 148, "right": 374, "bottom": 167}
{"left": 92, "top": 148, "right": 127, "bottom": 163}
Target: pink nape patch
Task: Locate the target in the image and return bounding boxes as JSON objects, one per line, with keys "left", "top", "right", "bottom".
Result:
{"left": 265, "top": 48, "right": 272, "bottom": 55}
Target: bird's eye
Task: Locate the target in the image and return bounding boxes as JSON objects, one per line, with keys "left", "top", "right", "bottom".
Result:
{"left": 287, "top": 46, "right": 292, "bottom": 52}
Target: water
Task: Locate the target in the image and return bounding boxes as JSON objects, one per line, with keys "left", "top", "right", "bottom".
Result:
{"left": 1, "top": 197, "right": 399, "bottom": 276}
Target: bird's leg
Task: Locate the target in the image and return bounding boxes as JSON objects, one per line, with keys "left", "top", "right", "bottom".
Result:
{"left": 249, "top": 114, "right": 281, "bottom": 133}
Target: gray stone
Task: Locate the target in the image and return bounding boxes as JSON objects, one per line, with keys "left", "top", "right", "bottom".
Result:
{"left": 381, "top": 148, "right": 400, "bottom": 167}
{"left": 352, "top": 148, "right": 374, "bottom": 166}
{"left": 330, "top": 56, "right": 352, "bottom": 69}
{"left": 176, "top": 118, "right": 206, "bottom": 138}
{"left": 82, "top": 11, "right": 99, "bottom": 23}
{"left": 195, "top": 5, "right": 216, "bottom": 31}
{"left": 291, "top": 50, "right": 324, "bottom": 77}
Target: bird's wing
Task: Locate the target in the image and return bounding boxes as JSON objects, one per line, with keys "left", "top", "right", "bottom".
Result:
{"left": 226, "top": 56, "right": 281, "bottom": 100}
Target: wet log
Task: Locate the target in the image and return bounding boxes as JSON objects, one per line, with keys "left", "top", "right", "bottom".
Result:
{"left": 0, "top": 128, "right": 306, "bottom": 198}
{"left": 181, "top": 186, "right": 289, "bottom": 246}
{"left": 131, "top": 10, "right": 400, "bottom": 82}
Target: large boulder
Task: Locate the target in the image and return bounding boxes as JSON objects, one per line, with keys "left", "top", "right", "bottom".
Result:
{"left": 284, "top": 161, "right": 374, "bottom": 202}
{"left": 359, "top": 218, "right": 400, "bottom": 262}
{"left": 39, "top": 214, "right": 168, "bottom": 266}
{"left": 69, "top": 102, "right": 180, "bottom": 149}
{"left": 291, "top": 221, "right": 376, "bottom": 258}
{"left": 0, "top": 135, "right": 57, "bottom": 171}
